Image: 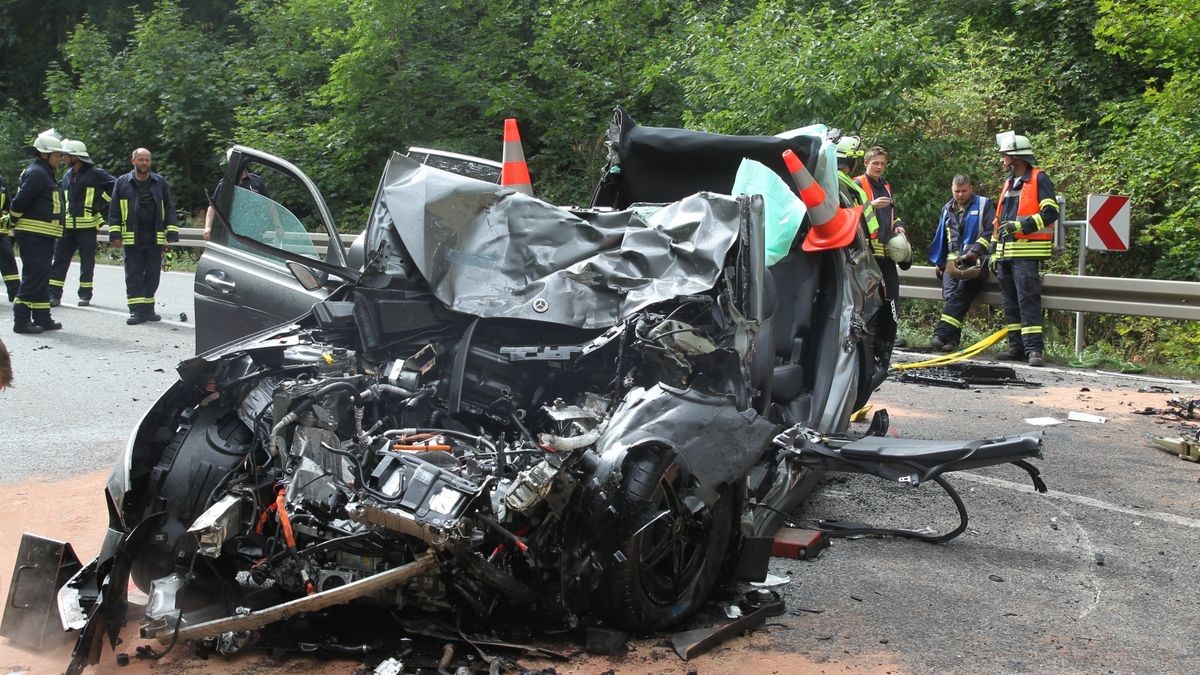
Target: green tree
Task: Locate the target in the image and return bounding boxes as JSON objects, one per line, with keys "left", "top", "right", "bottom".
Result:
{"left": 46, "top": 1, "right": 239, "bottom": 210}
{"left": 1095, "top": 0, "right": 1200, "bottom": 280}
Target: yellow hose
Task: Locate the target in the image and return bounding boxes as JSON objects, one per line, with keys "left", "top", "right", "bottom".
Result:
{"left": 890, "top": 327, "right": 1010, "bottom": 371}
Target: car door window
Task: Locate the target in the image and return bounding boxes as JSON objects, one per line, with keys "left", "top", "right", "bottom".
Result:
{"left": 213, "top": 160, "right": 338, "bottom": 266}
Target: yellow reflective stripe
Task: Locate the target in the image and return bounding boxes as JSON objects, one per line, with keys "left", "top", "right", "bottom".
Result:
{"left": 871, "top": 241, "right": 885, "bottom": 256}
{"left": 940, "top": 314, "right": 962, "bottom": 328}
{"left": 15, "top": 299, "right": 52, "bottom": 309}
{"left": 1002, "top": 240, "right": 1053, "bottom": 258}
{"left": 52, "top": 190, "right": 61, "bottom": 217}
{"left": 10, "top": 210, "right": 23, "bottom": 219}
{"left": 1021, "top": 326, "right": 1043, "bottom": 335}
{"left": 1031, "top": 214, "right": 1044, "bottom": 229}
{"left": 79, "top": 282, "right": 94, "bottom": 289}
{"left": 85, "top": 187, "right": 95, "bottom": 212}
{"left": 2, "top": 274, "right": 19, "bottom": 282}
{"left": 1006, "top": 323, "right": 1022, "bottom": 332}
{"left": 49, "top": 279, "right": 65, "bottom": 288}
{"left": 1039, "top": 198, "right": 1058, "bottom": 210}
{"left": 126, "top": 297, "right": 156, "bottom": 305}
{"left": 14, "top": 218, "right": 63, "bottom": 237}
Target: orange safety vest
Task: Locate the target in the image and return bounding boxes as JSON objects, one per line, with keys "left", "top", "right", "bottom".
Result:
{"left": 995, "top": 168, "right": 1052, "bottom": 241}
{"left": 853, "top": 175, "right": 891, "bottom": 239}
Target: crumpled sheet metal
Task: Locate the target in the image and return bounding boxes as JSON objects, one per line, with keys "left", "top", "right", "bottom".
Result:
{"left": 366, "top": 154, "right": 744, "bottom": 328}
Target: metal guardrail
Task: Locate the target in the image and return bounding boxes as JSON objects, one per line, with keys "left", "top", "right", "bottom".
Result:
{"left": 165, "top": 226, "right": 1200, "bottom": 322}
{"left": 899, "top": 266, "right": 1200, "bottom": 321}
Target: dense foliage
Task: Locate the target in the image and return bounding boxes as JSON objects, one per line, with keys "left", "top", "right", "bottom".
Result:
{"left": 2, "top": 0, "right": 1198, "bottom": 365}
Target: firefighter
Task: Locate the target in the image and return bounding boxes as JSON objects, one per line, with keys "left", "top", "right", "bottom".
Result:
{"left": 855, "top": 146, "right": 909, "bottom": 346}
{"left": 928, "top": 174, "right": 996, "bottom": 352}
{"left": 108, "top": 147, "right": 178, "bottom": 324}
{"left": 49, "top": 139, "right": 116, "bottom": 307}
{"left": 1, "top": 170, "right": 19, "bottom": 302}
{"left": 9, "top": 130, "right": 66, "bottom": 334}
{"left": 959, "top": 132, "right": 1058, "bottom": 367}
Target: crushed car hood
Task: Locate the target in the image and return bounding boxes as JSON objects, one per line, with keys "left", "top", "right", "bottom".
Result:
{"left": 363, "top": 154, "right": 744, "bottom": 328}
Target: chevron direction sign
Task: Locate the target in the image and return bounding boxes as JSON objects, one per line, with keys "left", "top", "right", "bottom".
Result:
{"left": 1085, "top": 194, "right": 1131, "bottom": 251}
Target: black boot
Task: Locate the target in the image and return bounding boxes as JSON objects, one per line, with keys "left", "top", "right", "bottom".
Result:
{"left": 127, "top": 311, "right": 146, "bottom": 325}
{"left": 34, "top": 318, "right": 62, "bottom": 331}
{"left": 77, "top": 293, "right": 91, "bottom": 307}
{"left": 996, "top": 346, "right": 1026, "bottom": 362}
{"left": 13, "top": 321, "right": 44, "bottom": 334}
{"left": 49, "top": 294, "right": 61, "bottom": 308}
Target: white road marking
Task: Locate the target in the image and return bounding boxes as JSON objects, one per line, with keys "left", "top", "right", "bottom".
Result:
{"left": 957, "top": 472, "right": 1200, "bottom": 529}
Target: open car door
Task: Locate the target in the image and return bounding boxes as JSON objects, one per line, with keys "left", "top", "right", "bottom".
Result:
{"left": 196, "top": 147, "right": 352, "bottom": 353}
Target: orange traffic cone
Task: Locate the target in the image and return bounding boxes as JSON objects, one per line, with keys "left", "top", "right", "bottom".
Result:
{"left": 501, "top": 118, "right": 533, "bottom": 195}
{"left": 781, "top": 150, "right": 859, "bottom": 252}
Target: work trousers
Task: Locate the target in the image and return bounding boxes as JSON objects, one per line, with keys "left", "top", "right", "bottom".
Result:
{"left": 13, "top": 232, "right": 55, "bottom": 324}
{"left": 49, "top": 228, "right": 98, "bottom": 300}
{"left": 876, "top": 256, "right": 900, "bottom": 332}
{"left": 124, "top": 244, "right": 162, "bottom": 315}
{"left": 934, "top": 274, "right": 985, "bottom": 345}
{"left": 995, "top": 258, "right": 1044, "bottom": 353}
{"left": 0, "top": 234, "right": 18, "bottom": 300}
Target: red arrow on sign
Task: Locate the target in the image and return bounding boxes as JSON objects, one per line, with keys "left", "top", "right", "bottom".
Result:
{"left": 1090, "top": 195, "right": 1129, "bottom": 251}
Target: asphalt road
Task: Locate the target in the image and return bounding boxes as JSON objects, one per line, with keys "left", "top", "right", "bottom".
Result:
{"left": 0, "top": 263, "right": 194, "bottom": 482}
{"left": 2, "top": 269, "right": 1199, "bottom": 672}
{"left": 763, "top": 362, "right": 1200, "bottom": 673}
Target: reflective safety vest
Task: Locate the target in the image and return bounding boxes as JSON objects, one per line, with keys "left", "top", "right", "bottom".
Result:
{"left": 9, "top": 161, "right": 64, "bottom": 238}
{"left": 995, "top": 167, "right": 1056, "bottom": 259}
{"left": 853, "top": 175, "right": 889, "bottom": 256}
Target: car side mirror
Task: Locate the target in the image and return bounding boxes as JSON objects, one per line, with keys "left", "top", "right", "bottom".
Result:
{"left": 286, "top": 261, "right": 328, "bottom": 291}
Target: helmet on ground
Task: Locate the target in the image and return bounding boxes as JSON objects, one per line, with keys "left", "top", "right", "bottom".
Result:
{"left": 885, "top": 230, "right": 913, "bottom": 265}
{"left": 23, "top": 129, "right": 64, "bottom": 156}
{"left": 996, "top": 131, "right": 1036, "bottom": 165}
{"left": 61, "top": 139, "right": 93, "bottom": 163}
{"left": 836, "top": 135, "right": 864, "bottom": 159}
{"left": 948, "top": 254, "right": 984, "bottom": 280}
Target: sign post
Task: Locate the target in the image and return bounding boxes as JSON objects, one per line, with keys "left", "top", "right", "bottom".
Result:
{"left": 1085, "top": 194, "right": 1131, "bottom": 251}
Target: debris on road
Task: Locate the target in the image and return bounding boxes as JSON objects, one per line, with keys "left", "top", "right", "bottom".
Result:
{"left": 1023, "top": 417, "right": 1063, "bottom": 427}
{"left": 896, "top": 363, "right": 1041, "bottom": 389}
{"left": 1148, "top": 434, "right": 1200, "bottom": 462}
{"left": 1068, "top": 411, "right": 1108, "bottom": 424}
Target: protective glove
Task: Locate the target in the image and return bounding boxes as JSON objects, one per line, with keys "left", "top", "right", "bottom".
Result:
{"left": 935, "top": 266, "right": 944, "bottom": 280}
{"left": 957, "top": 251, "right": 978, "bottom": 268}
{"left": 165, "top": 230, "right": 179, "bottom": 244}
{"left": 998, "top": 220, "right": 1021, "bottom": 237}
{"left": 1020, "top": 218, "right": 1039, "bottom": 235}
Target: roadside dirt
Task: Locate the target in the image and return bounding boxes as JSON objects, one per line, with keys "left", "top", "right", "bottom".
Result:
{"left": 0, "top": 473, "right": 890, "bottom": 674}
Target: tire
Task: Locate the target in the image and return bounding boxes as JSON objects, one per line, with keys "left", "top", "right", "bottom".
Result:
{"left": 594, "top": 447, "right": 734, "bottom": 632}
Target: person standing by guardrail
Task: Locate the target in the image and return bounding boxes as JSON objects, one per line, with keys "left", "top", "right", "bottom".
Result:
{"left": 9, "top": 130, "right": 66, "bottom": 334}
{"left": 202, "top": 165, "right": 269, "bottom": 242}
{"left": 49, "top": 139, "right": 115, "bottom": 308}
{"left": 958, "top": 132, "right": 1058, "bottom": 367}
{"left": 855, "top": 146, "right": 910, "bottom": 347}
{"left": 108, "top": 147, "right": 178, "bottom": 325}
{"left": 927, "top": 174, "right": 996, "bottom": 352}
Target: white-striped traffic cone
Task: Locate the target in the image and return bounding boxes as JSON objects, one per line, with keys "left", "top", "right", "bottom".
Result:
{"left": 501, "top": 118, "right": 533, "bottom": 195}
{"left": 781, "top": 149, "right": 860, "bottom": 252}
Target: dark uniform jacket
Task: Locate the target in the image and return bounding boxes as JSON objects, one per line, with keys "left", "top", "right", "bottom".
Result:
{"left": 63, "top": 164, "right": 117, "bottom": 230}
{"left": 10, "top": 161, "right": 65, "bottom": 238}
{"left": 108, "top": 171, "right": 178, "bottom": 245}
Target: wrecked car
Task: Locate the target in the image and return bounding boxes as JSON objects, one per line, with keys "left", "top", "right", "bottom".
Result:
{"left": 8, "top": 109, "right": 1046, "bottom": 672}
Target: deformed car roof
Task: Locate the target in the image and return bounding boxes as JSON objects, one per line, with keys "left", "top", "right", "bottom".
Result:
{"left": 362, "top": 154, "right": 749, "bottom": 328}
